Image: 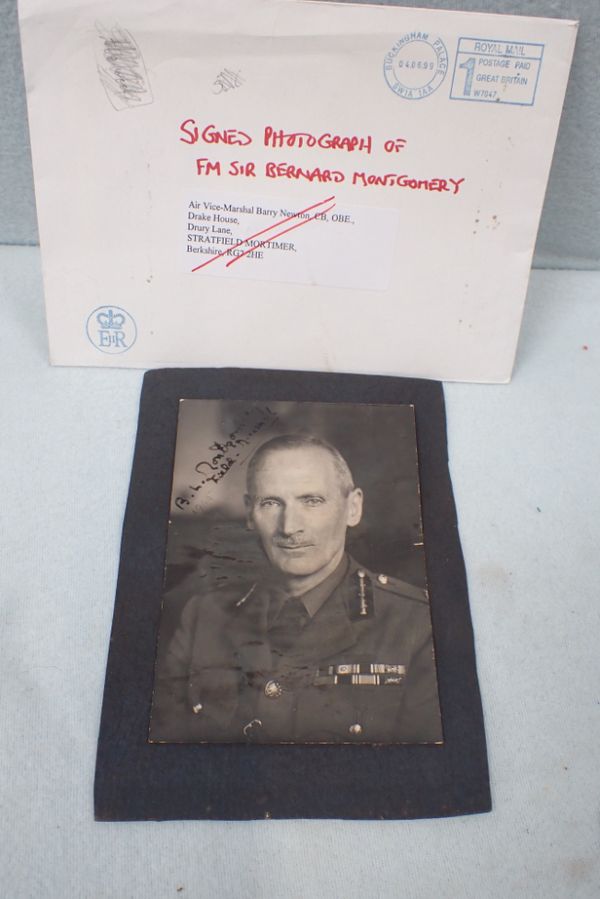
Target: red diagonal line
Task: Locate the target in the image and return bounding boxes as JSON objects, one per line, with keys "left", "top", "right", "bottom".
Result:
{"left": 226, "top": 202, "right": 336, "bottom": 267}
{"left": 191, "top": 195, "right": 336, "bottom": 272}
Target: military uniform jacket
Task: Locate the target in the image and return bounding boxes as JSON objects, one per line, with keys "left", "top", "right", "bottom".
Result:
{"left": 150, "top": 556, "right": 443, "bottom": 744}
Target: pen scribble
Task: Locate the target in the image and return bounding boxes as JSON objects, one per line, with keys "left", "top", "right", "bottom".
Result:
{"left": 95, "top": 23, "right": 153, "bottom": 111}
{"left": 213, "top": 68, "right": 244, "bottom": 94}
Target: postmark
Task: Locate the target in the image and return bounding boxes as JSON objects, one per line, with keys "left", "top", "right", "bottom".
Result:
{"left": 384, "top": 32, "right": 448, "bottom": 100}
{"left": 85, "top": 305, "right": 137, "bottom": 354}
{"left": 450, "top": 38, "right": 544, "bottom": 106}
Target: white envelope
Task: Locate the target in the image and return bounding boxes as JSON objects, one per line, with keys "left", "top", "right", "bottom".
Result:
{"left": 19, "top": 0, "right": 577, "bottom": 381}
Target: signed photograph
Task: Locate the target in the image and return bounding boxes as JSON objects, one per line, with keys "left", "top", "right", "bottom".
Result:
{"left": 149, "top": 399, "right": 442, "bottom": 745}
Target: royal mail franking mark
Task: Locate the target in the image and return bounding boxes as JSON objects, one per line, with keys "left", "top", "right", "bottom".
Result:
{"left": 384, "top": 32, "right": 448, "bottom": 100}
{"left": 86, "top": 306, "right": 137, "bottom": 354}
{"left": 450, "top": 38, "right": 544, "bottom": 106}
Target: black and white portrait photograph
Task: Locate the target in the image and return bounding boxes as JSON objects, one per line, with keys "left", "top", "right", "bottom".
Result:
{"left": 149, "top": 399, "right": 442, "bottom": 745}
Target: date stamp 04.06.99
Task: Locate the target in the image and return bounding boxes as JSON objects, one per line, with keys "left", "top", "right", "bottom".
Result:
{"left": 450, "top": 38, "right": 544, "bottom": 106}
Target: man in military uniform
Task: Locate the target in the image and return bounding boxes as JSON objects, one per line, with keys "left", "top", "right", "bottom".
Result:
{"left": 150, "top": 434, "right": 442, "bottom": 744}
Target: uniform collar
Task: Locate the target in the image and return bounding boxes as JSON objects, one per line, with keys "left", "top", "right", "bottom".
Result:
{"left": 268, "top": 553, "right": 350, "bottom": 621}
{"left": 296, "top": 553, "right": 350, "bottom": 618}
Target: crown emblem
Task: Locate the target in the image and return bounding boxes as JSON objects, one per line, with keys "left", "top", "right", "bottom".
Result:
{"left": 96, "top": 309, "right": 126, "bottom": 329}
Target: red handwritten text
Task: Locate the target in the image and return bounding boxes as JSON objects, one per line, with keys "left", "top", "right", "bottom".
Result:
{"left": 352, "top": 172, "right": 465, "bottom": 194}
{"left": 180, "top": 120, "right": 252, "bottom": 146}
{"left": 192, "top": 158, "right": 465, "bottom": 194}
{"left": 265, "top": 162, "right": 344, "bottom": 183}
{"left": 264, "top": 126, "right": 373, "bottom": 154}
{"left": 384, "top": 138, "right": 408, "bottom": 153}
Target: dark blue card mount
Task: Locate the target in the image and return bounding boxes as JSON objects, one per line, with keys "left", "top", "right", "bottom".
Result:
{"left": 94, "top": 368, "right": 490, "bottom": 821}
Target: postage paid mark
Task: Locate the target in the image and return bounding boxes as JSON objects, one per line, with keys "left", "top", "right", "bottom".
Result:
{"left": 450, "top": 38, "right": 544, "bottom": 106}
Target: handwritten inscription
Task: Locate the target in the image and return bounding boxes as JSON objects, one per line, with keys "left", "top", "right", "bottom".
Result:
{"left": 180, "top": 122, "right": 252, "bottom": 146}
{"left": 192, "top": 159, "right": 464, "bottom": 193}
{"left": 174, "top": 406, "right": 278, "bottom": 511}
{"left": 179, "top": 121, "right": 402, "bottom": 154}
{"left": 95, "top": 23, "right": 153, "bottom": 111}
{"left": 264, "top": 127, "right": 377, "bottom": 154}
{"left": 178, "top": 121, "right": 465, "bottom": 194}
{"left": 213, "top": 68, "right": 244, "bottom": 94}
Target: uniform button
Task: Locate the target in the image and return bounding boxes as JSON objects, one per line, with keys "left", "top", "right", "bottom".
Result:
{"left": 264, "top": 679, "right": 283, "bottom": 699}
{"left": 377, "top": 574, "right": 388, "bottom": 585}
{"left": 357, "top": 569, "right": 366, "bottom": 578}
{"left": 349, "top": 723, "right": 363, "bottom": 735}
{"left": 192, "top": 703, "right": 203, "bottom": 714}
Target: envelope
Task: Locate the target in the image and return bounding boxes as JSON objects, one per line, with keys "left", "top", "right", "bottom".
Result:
{"left": 18, "top": 0, "right": 577, "bottom": 381}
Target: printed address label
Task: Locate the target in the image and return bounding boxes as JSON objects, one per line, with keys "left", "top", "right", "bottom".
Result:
{"left": 183, "top": 192, "right": 400, "bottom": 291}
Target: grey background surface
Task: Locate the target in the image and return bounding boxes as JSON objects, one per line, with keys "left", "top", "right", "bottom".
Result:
{"left": 1, "top": 244, "right": 599, "bottom": 896}
{"left": 2, "top": 0, "right": 599, "bottom": 267}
